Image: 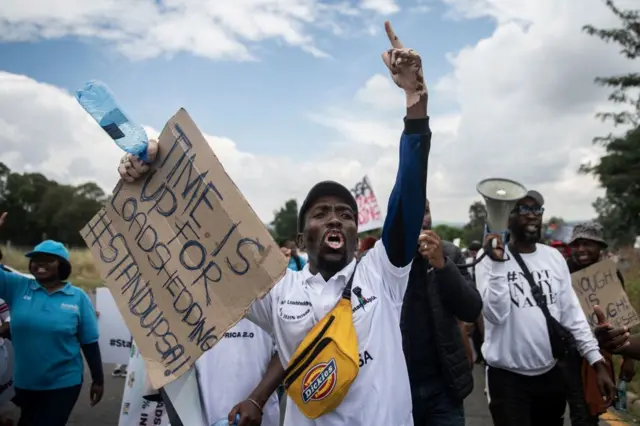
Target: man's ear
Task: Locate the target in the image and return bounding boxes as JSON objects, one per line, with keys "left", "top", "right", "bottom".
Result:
{"left": 296, "top": 232, "right": 305, "bottom": 250}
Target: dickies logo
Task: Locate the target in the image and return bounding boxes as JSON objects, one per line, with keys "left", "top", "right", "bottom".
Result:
{"left": 60, "top": 303, "right": 79, "bottom": 312}
{"left": 302, "top": 359, "right": 337, "bottom": 403}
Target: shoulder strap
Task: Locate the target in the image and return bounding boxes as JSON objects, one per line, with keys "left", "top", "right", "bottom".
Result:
{"left": 341, "top": 260, "right": 360, "bottom": 300}
{"left": 508, "top": 244, "right": 554, "bottom": 320}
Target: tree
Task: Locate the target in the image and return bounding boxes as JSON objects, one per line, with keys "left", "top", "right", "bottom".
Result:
{"left": 582, "top": 0, "right": 640, "bottom": 245}
{"left": 462, "top": 201, "right": 487, "bottom": 246}
{"left": 433, "top": 224, "right": 464, "bottom": 243}
{"left": 270, "top": 199, "right": 299, "bottom": 244}
{"left": 0, "top": 162, "right": 106, "bottom": 247}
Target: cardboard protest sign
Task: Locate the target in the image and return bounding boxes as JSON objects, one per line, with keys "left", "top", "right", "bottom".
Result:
{"left": 350, "top": 175, "right": 384, "bottom": 233}
{"left": 96, "top": 287, "right": 132, "bottom": 365}
{"left": 81, "top": 108, "right": 287, "bottom": 389}
{"left": 571, "top": 259, "right": 640, "bottom": 329}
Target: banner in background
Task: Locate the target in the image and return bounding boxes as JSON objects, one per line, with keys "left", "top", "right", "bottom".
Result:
{"left": 81, "top": 109, "right": 288, "bottom": 389}
{"left": 350, "top": 175, "right": 384, "bottom": 233}
{"left": 118, "top": 341, "right": 169, "bottom": 426}
{"left": 96, "top": 287, "right": 131, "bottom": 365}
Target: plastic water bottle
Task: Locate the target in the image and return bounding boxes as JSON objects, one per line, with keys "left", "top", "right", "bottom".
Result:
{"left": 75, "top": 80, "right": 150, "bottom": 162}
{"left": 615, "top": 379, "right": 628, "bottom": 412}
{"left": 211, "top": 414, "right": 240, "bottom": 426}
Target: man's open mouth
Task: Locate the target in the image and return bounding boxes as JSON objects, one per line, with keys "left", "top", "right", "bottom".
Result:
{"left": 525, "top": 224, "right": 540, "bottom": 233}
{"left": 324, "top": 230, "right": 345, "bottom": 250}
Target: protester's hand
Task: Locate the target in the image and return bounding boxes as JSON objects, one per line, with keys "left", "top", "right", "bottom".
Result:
{"left": 0, "top": 212, "right": 6, "bottom": 229}
{"left": 483, "top": 233, "right": 504, "bottom": 260}
{"left": 593, "top": 360, "right": 616, "bottom": 404}
{"left": 118, "top": 139, "right": 159, "bottom": 183}
{"left": 621, "top": 357, "right": 636, "bottom": 382}
{"left": 90, "top": 382, "right": 104, "bottom": 406}
{"left": 593, "top": 305, "right": 630, "bottom": 354}
{"left": 228, "top": 400, "right": 262, "bottom": 426}
{"left": 418, "top": 230, "right": 445, "bottom": 269}
{"left": 381, "top": 22, "right": 426, "bottom": 102}
{"left": 280, "top": 247, "right": 292, "bottom": 262}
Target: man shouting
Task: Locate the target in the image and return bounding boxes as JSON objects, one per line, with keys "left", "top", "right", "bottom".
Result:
{"left": 117, "top": 21, "right": 431, "bottom": 426}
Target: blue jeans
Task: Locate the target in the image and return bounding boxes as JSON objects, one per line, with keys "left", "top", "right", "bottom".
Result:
{"left": 411, "top": 381, "right": 465, "bottom": 426}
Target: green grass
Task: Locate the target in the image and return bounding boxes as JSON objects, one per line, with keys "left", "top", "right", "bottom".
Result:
{"left": 1, "top": 244, "right": 103, "bottom": 290}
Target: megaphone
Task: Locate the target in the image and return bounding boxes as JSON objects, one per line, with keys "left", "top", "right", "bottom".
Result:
{"left": 476, "top": 178, "right": 527, "bottom": 235}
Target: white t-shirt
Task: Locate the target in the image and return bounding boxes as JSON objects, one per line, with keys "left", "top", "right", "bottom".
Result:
{"left": 476, "top": 244, "right": 602, "bottom": 375}
{"left": 247, "top": 240, "right": 413, "bottom": 426}
{"left": 196, "top": 319, "right": 280, "bottom": 426}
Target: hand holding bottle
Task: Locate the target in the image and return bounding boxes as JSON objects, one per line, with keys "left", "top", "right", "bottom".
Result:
{"left": 118, "top": 139, "right": 159, "bottom": 183}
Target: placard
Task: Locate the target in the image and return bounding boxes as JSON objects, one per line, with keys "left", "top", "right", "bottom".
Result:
{"left": 350, "top": 175, "right": 384, "bottom": 233}
{"left": 81, "top": 108, "right": 287, "bottom": 389}
{"left": 96, "top": 287, "right": 132, "bottom": 365}
{"left": 571, "top": 259, "right": 640, "bottom": 329}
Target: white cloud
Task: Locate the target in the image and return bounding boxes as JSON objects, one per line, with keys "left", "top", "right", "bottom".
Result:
{"left": 0, "top": 0, "right": 399, "bottom": 61}
{"left": 0, "top": 71, "right": 407, "bottom": 224}
{"left": 360, "top": 0, "right": 400, "bottom": 14}
{"left": 1, "top": 0, "right": 638, "bottom": 227}
{"left": 314, "top": 0, "right": 639, "bottom": 223}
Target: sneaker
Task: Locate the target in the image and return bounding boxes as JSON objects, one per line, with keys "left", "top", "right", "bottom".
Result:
{"left": 112, "top": 364, "right": 127, "bottom": 377}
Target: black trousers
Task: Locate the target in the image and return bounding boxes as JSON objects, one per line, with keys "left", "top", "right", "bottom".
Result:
{"left": 487, "top": 366, "right": 566, "bottom": 426}
{"left": 15, "top": 384, "right": 82, "bottom": 426}
{"left": 471, "top": 324, "right": 484, "bottom": 363}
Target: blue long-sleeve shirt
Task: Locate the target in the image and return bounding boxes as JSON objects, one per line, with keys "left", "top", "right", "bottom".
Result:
{"left": 382, "top": 117, "right": 431, "bottom": 268}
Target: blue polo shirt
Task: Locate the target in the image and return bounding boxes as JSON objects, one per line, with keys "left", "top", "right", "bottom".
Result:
{"left": 0, "top": 268, "right": 99, "bottom": 390}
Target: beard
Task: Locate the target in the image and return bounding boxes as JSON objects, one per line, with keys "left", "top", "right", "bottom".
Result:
{"left": 511, "top": 224, "right": 541, "bottom": 244}
{"left": 316, "top": 254, "right": 349, "bottom": 276}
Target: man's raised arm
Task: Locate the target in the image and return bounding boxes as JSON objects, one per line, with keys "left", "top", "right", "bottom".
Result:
{"left": 379, "top": 22, "right": 431, "bottom": 267}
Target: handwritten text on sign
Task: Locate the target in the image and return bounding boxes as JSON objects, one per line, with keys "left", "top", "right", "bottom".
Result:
{"left": 570, "top": 259, "right": 640, "bottom": 329}
{"left": 350, "top": 175, "right": 383, "bottom": 233}
{"left": 81, "top": 108, "right": 287, "bottom": 389}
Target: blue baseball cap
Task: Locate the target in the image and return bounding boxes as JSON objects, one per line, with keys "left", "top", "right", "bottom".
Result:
{"left": 26, "top": 240, "right": 71, "bottom": 262}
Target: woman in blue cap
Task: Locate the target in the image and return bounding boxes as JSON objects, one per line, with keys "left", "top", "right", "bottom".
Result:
{"left": 0, "top": 212, "right": 104, "bottom": 426}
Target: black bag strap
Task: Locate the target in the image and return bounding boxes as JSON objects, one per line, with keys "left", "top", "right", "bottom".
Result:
{"left": 508, "top": 244, "right": 555, "bottom": 322}
{"left": 341, "top": 260, "right": 360, "bottom": 300}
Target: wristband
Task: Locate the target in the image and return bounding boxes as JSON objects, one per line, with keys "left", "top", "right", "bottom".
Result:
{"left": 246, "top": 398, "right": 263, "bottom": 414}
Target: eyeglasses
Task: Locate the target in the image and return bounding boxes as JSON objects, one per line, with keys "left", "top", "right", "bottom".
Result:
{"left": 515, "top": 205, "right": 544, "bottom": 216}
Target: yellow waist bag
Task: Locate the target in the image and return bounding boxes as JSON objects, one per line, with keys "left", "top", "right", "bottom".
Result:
{"left": 283, "top": 263, "right": 360, "bottom": 419}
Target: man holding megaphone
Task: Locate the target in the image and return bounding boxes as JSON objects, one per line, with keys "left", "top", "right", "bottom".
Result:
{"left": 475, "top": 190, "right": 615, "bottom": 426}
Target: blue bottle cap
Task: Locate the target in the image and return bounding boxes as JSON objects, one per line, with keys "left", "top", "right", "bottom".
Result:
{"left": 211, "top": 413, "right": 241, "bottom": 426}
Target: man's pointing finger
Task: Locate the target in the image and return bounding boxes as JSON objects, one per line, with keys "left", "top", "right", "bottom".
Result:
{"left": 385, "top": 21, "right": 404, "bottom": 49}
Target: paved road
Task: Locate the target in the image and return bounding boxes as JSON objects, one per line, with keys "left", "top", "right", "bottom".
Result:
{"left": 0, "top": 364, "right": 627, "bottom": 425}
{"left": 1, "top": 364, "right": 124, "bottom": 425}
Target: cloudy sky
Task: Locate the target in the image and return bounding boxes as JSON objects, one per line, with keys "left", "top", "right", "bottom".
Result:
{"left": 0, "top": 0, "right": 636, "bottom": 225}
